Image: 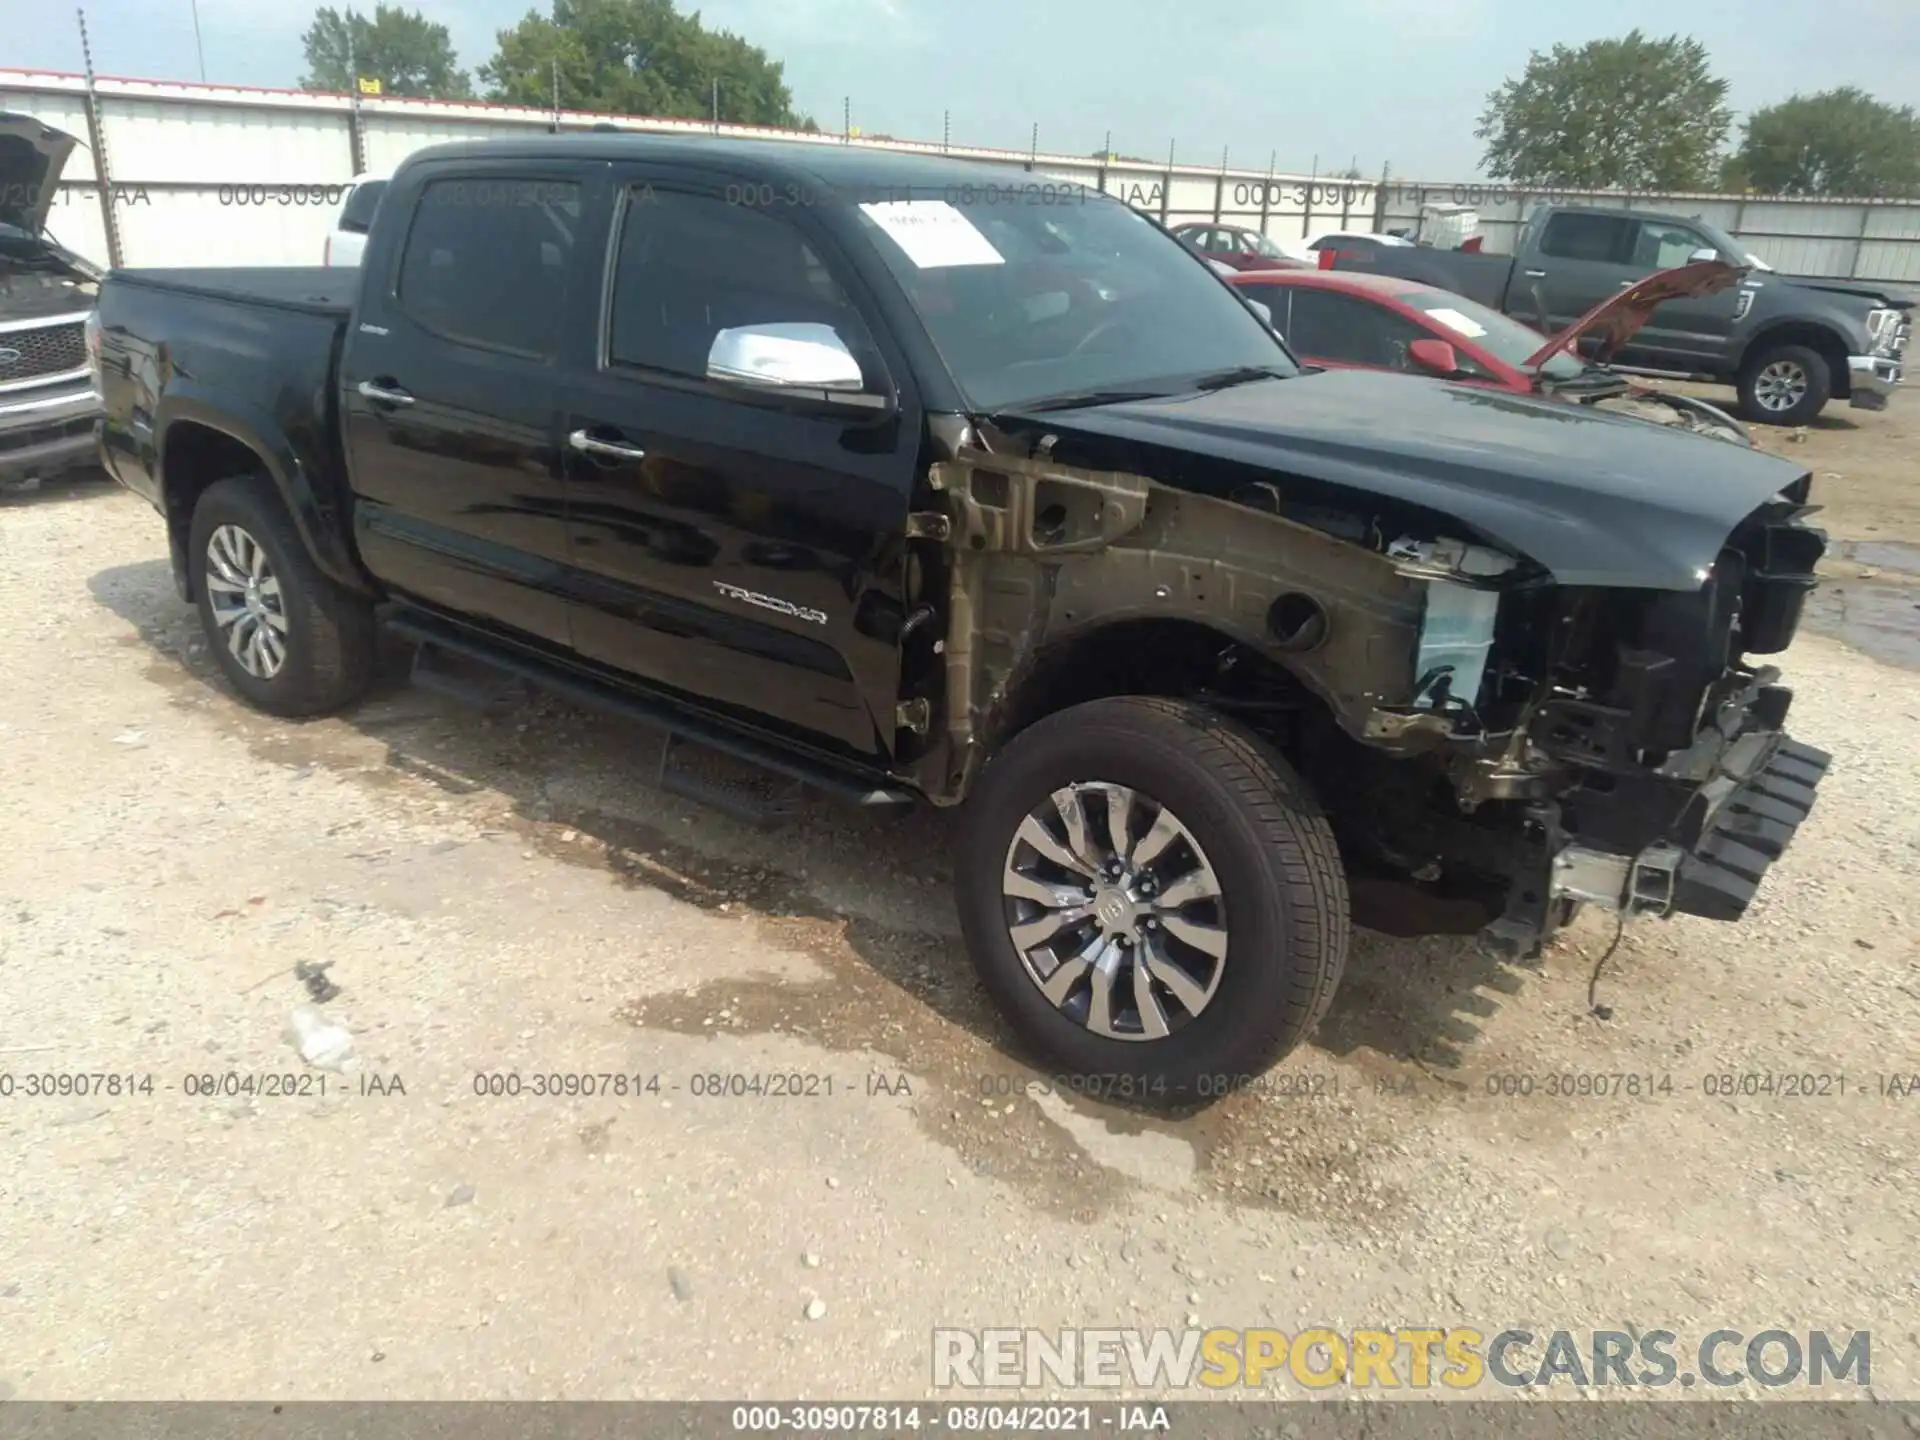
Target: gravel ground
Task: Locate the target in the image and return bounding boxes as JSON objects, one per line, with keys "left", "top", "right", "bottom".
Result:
{"left": 1, "top": 430, "right": 1917, "bottom": 1404}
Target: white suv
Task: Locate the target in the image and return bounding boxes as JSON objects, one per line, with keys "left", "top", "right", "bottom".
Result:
{"left": 323, "top": 173, "right": 389, "bottom": 266}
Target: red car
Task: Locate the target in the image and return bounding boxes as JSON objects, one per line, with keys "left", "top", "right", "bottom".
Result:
{"left": 1227, "top": 262, "right": 1755, "bottom": 443}
{"left": 1170, "top": 222, "right": 1309, "bottom": 272}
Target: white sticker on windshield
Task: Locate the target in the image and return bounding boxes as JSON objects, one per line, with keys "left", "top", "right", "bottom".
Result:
{"left": 859, "top": 200, "right": 1005, "bottom": 269}
{"left": 1425, "top": 307, "right": 1489, "bottom": 339}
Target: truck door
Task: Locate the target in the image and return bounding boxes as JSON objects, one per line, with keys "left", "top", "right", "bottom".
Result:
{"left": 556, "top": 170, "right": 922, "bottom": 760}
{"left": 341, "top": 161, "right": 599, "bottom": 648}
{"left": 1509, "top": 210, "right": 1640, "bottom": 341}
{"left": 1612, "top": 216, "right": 1743, "bottom": 370}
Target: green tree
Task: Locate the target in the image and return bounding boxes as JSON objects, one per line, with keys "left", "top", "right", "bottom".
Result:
{"left": 479, "top": 0, "right": 808, "bottom": 128}
{"left": 1476, "top": 30, "right": 1731, "bottom": 190}
{"left": 1731, "top": 88, "right": 1920, "bottom": 196}
{"left": 300, "top": 4, "right": 474, "bottom": 99}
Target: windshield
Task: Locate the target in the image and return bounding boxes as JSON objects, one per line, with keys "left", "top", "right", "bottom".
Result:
{"left": 1394, "top": 287, "right": 1589, "bottom": 381}
{"left": 853, "top": 190, "right": 1297, "bottom": 411}
{"left": 1246, "top": 232, "right": 1289, "bottom": 259}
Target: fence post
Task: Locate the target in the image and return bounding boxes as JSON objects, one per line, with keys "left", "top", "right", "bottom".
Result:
{"left": 1848, "top": 201, "right": 1873, "bottom": 279}
{"left": 1373, "top": 163, "right": 1390, "bottom": 232}
{"left": 1258, "top": 150, "right": 1274, "bottom": 235}
{"left": 1160, "top": 139, "right": 1173, "bottom": 224}
{"left": 1302, "top": 154, "right": 1317, "bottom": 240}
{"left": 1212, "top": 147, "right": 1227, "bottom": 224}
{"left": 76, "top": 9, "right": 122, "bottom": 269}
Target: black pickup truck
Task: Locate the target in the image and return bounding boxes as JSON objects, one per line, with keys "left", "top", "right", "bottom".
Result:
{"left": 94, "top": 135, "right": 1833, "bottom": 1097}
{"left": 1325, "top": 202, "right": 1910, "bottom": 427}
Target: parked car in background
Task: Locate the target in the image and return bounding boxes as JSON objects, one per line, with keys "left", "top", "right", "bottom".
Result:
{"left": 1170, "top": 222, "right": 1309, "bottom": 271}
{"left": 1323, "top": 201, "right": 1910, "bottom": 426}
{"left": 1307, "top": 231, "right": 1414, "bottom": 254}
{"left": 1230, "top": 261, "right": 1754, "bottom": 444}
{"left": 1172, "top": 228, "right": 1242, "bottom": 277}
{"left": 1, "top": 111, "right": 102, "bottom": 494}
{"left": 323, "top": 173, "right": 389, "bottom": 266}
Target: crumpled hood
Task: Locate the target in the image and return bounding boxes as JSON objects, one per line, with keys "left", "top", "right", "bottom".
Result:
{"left": 0, "top": 111, "right": 79, "bottom": 235}
{"left": 996, "top": 367, "right": 1810, "bottom": 591}
{"left": 1524, "top": 257, "right": 1746, "bottom": 369}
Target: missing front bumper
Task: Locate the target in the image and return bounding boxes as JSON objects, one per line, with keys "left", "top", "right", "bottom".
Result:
{"left": 1549, "top": 736, "right": 1832, "bottom": 924}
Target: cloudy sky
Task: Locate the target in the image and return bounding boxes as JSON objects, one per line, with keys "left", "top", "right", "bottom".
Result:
{"left": 5, "top": 0, "right": 1918, "bottom": 178}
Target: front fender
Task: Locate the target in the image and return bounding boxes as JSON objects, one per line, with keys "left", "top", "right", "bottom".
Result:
{"left": 1729, "top": 314, "right": 1865, "bottom": 374}
{"left": 156, "top": 386, "right": 372, "bottom": 597}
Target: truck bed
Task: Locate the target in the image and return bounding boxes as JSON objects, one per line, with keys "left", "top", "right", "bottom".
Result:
{"left": 1325, "top": 246, "right": 1520, "bottom": 312}
{"left": 110, "top": 267, "right": 354, "bottom": 317}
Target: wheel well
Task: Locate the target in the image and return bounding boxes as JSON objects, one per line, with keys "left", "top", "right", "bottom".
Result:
{"left": 994, "top": 618, "right": 1323, "bottom": 755}
{"left": 161, "top": 422, "right": 271, "bottom": 594}
{"left": 1741, "top": 323, "right": 1851, "bottom": 398}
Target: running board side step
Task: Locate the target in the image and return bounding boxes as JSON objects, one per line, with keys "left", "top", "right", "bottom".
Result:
{"left": 410, "top": 639, "right": 527, "bottom": 712}
{"left": 387, "top": 610, "right": 917, "bottom": 823}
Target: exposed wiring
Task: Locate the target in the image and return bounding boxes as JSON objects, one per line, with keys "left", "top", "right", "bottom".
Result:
{"left": 1586, "top": 912, "right": 1625, "bottom": 1020}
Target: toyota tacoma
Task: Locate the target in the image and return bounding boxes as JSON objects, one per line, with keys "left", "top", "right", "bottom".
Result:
{"left": 92, "top": 136, "right": 1832, "bottom": 1097}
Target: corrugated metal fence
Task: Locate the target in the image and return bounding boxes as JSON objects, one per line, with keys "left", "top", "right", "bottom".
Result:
{"left": 6, "top": 67, "right": 1919, "bottom": 283}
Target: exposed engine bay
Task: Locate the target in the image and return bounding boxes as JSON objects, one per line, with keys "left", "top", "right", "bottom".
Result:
{"left": 902, "top": 413, "right": 1829, "bottom": 956}
{"left": 1586, "top": 389, "right": 1750, "bottom": 445}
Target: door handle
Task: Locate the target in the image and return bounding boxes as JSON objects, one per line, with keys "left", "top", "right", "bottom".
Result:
{"left": 356, "top": 380, "right": 414, "bottom": 406}
{"left": 1522, "top": 268, "right": 1547, "bottom": 278}
{"left": 568, "top": 429, "right": 647, "bottom": 461}
{"left": 1619, "top": 279, "right": 1637, "bottom": 288}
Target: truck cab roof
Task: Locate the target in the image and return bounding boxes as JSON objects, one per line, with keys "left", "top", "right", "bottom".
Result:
{"left": 395, "top": 132, "right": 1091, "bottom": 196}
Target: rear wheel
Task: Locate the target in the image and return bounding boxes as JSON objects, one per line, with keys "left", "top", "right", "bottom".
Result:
{"left": 956, "top": 696, "right": 1349, "bottom": 1103}
{"left": 1737, "top": 344, "right": 1831, "bottom": 426}
{"left": 188, "top": 475, "right": 376, "bottom": 717}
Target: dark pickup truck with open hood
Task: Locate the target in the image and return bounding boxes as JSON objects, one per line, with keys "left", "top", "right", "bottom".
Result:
{"left": 1, "top": 111, "right": 102, "bottom": 492}
{"left": 1325, "top": 201, "right": 1910, "bottom": 427}
{"left": 92, "top": 135, "right": 1833, "bottom": 1099}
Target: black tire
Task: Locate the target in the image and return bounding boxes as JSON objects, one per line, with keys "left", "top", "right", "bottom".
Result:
{"left": 187, "top": 474, "right": 376, "bottom": 717}
{"left": 1737, "top": 343, "right": 1831, "bottom": 426}
{"left": 955, "top": 696, "right": 1349, "bottom": 1104}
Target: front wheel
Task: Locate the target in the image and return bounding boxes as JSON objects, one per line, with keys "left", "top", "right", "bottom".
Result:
{"left": 1737, "top": 344, "right": 1831, "bottom": 426}
{"left": 955, "top": 696, "right": 1350, "bottom": 1103}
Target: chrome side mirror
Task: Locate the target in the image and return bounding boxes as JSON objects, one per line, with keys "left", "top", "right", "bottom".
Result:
{"left": 706, "top": 323, "right": 887, "bottom": 410}
{"left": 1246, "top": 298, "right": 1273, "bottom": 326}
{"left": 1687, "top": 246, "right": 1720, "bottom": 265}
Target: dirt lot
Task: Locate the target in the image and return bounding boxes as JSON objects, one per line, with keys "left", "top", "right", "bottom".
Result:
{"left": 1, "top": 405, "right": 1916, "bottom": 1404}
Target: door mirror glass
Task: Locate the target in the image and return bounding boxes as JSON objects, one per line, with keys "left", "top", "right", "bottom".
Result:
{"left": 1687, "top": 246, "right": 1720, "bottom": 265}
{"left": 1245, "top": 298, "right": 1274, "bottom": 327}
{"left": 1407, "top": 337, "right": 1462, "bottom": 376}
{"left": 706, "top": 323, "right": 886, "bottom": 409}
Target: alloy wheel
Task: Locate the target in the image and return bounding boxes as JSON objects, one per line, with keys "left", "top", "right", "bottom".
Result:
{"left": 1001, "top": 781, "right": 1229, "bottom": 1041}
{"left": 204, "top": 523, "right": 289, "bottom": 679}
{"left": 1753, "top": 359, "right": 1809, "bottom": 413}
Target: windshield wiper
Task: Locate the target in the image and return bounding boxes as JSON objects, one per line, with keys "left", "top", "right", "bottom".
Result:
{"left": 1189, "top": 365, "right": 1289, "bottom": 392}
{"left": 1014, "top": 388, "right": 1174, "bottom": 413}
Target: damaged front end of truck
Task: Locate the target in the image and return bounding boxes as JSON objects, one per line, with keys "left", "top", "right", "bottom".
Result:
{"left": 897, "top": 389, "right": 1831, "bottom": 959}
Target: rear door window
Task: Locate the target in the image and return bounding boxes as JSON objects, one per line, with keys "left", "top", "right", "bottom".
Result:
{"left": 1538, "top": 212, "right": 1636, "bottom": 264}
{"left": 396, "top": 177, "right": 581, "bottom": 360}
